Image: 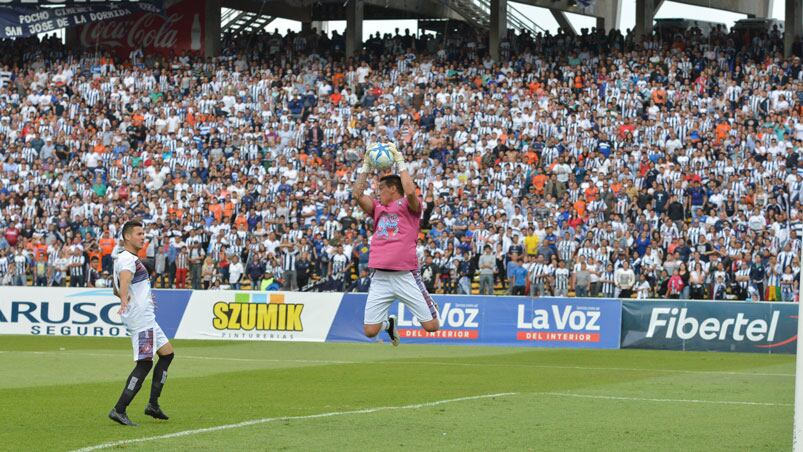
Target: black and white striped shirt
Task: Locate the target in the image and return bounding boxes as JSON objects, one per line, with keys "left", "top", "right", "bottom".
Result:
{"left": 554, "top": 268, "right": 570, "bottom": 292}
{"left": 331, "top": 253, "right": 349, "bottom": 276}
{"left": 282, "top": 248, "right": 298, "bottom": 271}
{"left": 70, "top": 255, "right": 84, "bottom": 277}
{"left": 557, "top": 239, "right": 577, "bottom": 263}
{"left": 601, "top": 271, "right": 616, "bottom": 296}
{"left": 529, "top": 263, "right": 549, "bottom": 284}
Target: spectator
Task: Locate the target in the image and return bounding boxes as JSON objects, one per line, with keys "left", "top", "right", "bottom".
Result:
{"left": 636, "top": 274, "right": 652, "bottom": 299}
{"left": 478, "top": 245, "right": 496, "bottom": 295}
{"left": 573, "top": 262, "right": 591, "bottom": 298}
{"left": 228, "top": 255, "right": 244, "bottom": 290}
{"left": 352, "top": 269, "right": 371, "bottom": 292}
{"left": 507, "top": 256, "right": 528, "bottom": 296}
{"left": 614, "top": 261, "right": 636, "bottom": 299}
{"left": 202, "top": 257, "right": 216, "bottom": 290}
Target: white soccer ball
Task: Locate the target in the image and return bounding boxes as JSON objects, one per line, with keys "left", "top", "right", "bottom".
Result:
{"left": 366, "top": 142, "right": 395, "bottom": 170}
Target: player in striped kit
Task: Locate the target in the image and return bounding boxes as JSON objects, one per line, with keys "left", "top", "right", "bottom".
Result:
{"left": 353, "top": 143, "right": 439, "bottom": 346}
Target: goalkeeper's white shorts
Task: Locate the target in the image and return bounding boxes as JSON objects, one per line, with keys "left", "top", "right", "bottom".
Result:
{"left": 364, "top": 269, "right": 438, "bottom": 324}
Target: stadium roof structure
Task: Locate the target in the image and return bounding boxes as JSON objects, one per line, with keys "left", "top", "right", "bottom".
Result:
{"left": 222, "top": 0, "right": 799, "bottom": 57}
{"left": 5, "top": 0, "right": 797, "bottom": 57}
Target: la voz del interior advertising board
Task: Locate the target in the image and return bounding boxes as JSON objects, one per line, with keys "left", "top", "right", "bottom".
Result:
{"left": 328, "top": 295, "right": 622, "bottom": 348}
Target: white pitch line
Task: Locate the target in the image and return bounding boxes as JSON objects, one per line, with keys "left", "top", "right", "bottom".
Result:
{"left": 70, "top": 392, "right": 516, "bottom": 452}
{"left": 1, "top": 351, "right": 355, "bottom": 365}
{"left": 389, "top": 361, "right": 795, "bottom": 378}
{"left": 2, "top": 350, "right": 793, "bottom": 377}
{"left": 540, "top": 392, "right": 792, "bottom": 407}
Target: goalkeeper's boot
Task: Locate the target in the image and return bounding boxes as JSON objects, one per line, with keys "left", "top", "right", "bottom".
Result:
{"left": 145, "top": 403, "right": 169, "bottom": 420}
{"left": 386, "top": 315, "right": 400, "bottom": 347}
{"left": 108, "top": 409, "right": 137, "bottom": 426}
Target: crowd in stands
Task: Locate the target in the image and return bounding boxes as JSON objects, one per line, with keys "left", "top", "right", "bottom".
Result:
{"left": 0, "top": 21, "right": 802, "bottom": 301}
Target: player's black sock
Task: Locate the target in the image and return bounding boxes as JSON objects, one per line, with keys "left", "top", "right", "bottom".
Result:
{"left": 114, "top": 360, "right": 153, "bottom": 414}
{"left": 149, "top": 353, "right": 174, "bottom": 406}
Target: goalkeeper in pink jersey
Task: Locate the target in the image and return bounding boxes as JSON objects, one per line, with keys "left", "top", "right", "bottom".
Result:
{"left": 352, "top": 142, "right": 440, "bottom": 346}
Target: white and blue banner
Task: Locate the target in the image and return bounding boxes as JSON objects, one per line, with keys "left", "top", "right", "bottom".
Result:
{"left": 0, "top": 288, "right": 623, "bottom": 349}
{"left": 0, "top": 287, "right": 191, "bottom": 338}
{"left": 328, "top": 295, "right": 622, "bottom": 348}
{"left": 4, "top": 288, "right": 800, "bottom": 354}
{"left": 0, "top": 1, "right": 161, "bottom": 38}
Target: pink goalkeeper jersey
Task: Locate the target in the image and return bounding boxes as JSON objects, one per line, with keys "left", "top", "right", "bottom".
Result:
{"left": 368, "top": 197, "right": 421, "bottom": 271}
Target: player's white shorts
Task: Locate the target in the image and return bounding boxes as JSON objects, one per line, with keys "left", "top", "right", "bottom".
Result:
{"left": 364, "top": 270, "right": 438, "bottom": 324}
{"left": 130, "top": 324, "right": 169, "bottom": 361}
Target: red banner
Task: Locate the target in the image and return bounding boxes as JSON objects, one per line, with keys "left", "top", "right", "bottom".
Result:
{"left": 77, "top": 0, "right": 204, "bottom": 57}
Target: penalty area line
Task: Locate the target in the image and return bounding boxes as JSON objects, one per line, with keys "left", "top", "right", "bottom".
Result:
{"left": 540, "top": 392, "right": 792, "bottom": 407}
{"left": 70, "top": 392, "right": 517, "bottom": 452}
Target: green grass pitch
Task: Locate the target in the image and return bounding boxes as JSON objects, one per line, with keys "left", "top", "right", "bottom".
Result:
{"left": 0, "top": 336, "right": 795, "bottom": 451}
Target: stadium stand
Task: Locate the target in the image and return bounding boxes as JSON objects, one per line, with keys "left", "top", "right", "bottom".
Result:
{"left": 0, "top": 24, "right": 802, "bottom": 301}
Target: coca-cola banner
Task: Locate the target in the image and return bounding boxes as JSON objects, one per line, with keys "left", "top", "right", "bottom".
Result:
{"left": 0, "top": 2, "right": 161, "bottom": 39}
{"left": 78, "top": 0, "right": 204, "bottom": 57}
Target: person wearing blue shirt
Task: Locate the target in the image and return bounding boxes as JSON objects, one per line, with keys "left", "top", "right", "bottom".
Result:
{"left": 288, "top": 96, "right": 304, "bottom": 119}
{"left": 635, "top": 232, "right": 651, "bottom": 256}
{"left": 687, "top": 180, "right": 705, "bottom": 217}
{"left": 355, "top": 239, "right": 370, "bottom": 275}
{"left": 507, "top": 256, "right": 528, "bottom": 296}
{"left": 597, "top": 140, "right": 612, "bottom": 158}
{"left": 352, "top": 270, "right": 371, "bottom": 292}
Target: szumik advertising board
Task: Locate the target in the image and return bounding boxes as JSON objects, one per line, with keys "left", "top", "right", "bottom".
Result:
{"left": 621, "top": 301, "right": 798, "bottom": 354}
{"left": 77, "top": 0, "right": 203, "bottom": 57}
{"left": 0, "top": 287, "right": 190, "bottom": 338}
{"left": 174, "top": 291, "right": 345, "bottom": 342}
{"left": 326, "top": 295, "right": 622, "bottom": 349}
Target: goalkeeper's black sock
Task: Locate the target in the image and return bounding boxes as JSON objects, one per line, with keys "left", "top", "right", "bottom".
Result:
{"left": 114, "top": 360, "right": 153, "bottom": 413}
{"left": 149, "top": 353, "right": 174, "bottom": 406}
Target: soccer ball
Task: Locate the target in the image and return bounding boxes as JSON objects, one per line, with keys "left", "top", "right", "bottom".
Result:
{"left": 366, "top": 142, "right": 395, "bottom": 170}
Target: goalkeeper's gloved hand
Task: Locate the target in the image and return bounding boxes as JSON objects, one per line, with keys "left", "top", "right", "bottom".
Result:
{"left": 388, "top": 142, "right": 407, "bottom": 172}
{"left": 361, "top": 147, "right": 373, "bottom": 174}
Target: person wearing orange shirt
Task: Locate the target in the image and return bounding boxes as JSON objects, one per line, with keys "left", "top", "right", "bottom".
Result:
{"left": 33, "top": 239, "right": 48, "bottom": 263}
{"left": 573, "top": 198, "right": 587, "bottom": 218}
{"left": 531, "top": 171, "right": 547, "bottom": 195}
{"left": 584, "top": 184, "right": 599, "bottom": 202}
{"left": 234, "top": 214, "right": 248, "bottom": 231}
{"left": 651, "top": 87, "right": 667, "bottom": 105}
{"left": 525, "top": 148, "right": 539, "bottom": 166}
{"left": 209, "top": 201, "right": 223, "bottom": 223}
{"left": 332, "top": 72, "right": 345, "bottom": 89}
{"left": 137, "top": 240, "right": 149, "bottom": 260}
{"left": 715, "top": 121, "right": 731, "bottom": 145}
{"left": 99, "top": 230, "right": 116, "bottom": 273}
{"left": 222, "top": 199, "right": 235, "bottom": 220}
{"left": 87, "top": 246, "right": 103, "bottom": 273}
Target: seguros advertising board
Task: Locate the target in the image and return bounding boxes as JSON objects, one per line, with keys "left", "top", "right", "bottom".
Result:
{"left": 0, "top": 287, "right": 125, "bottom": 337}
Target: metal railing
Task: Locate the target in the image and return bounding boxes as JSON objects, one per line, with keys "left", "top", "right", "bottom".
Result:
{"left": 447, "top": 0, "right": 546, "bottom": 36}
{"left": 221, "top": 8, "right": 275, "bottom": 36}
